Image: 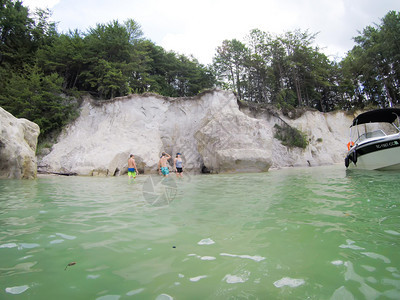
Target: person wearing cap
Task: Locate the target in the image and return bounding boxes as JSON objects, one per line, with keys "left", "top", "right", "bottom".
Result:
{"left": 174, "top": 153, "right": 183, "bottom": 178}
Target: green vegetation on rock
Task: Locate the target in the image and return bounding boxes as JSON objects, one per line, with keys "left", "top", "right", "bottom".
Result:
{"left": 274, "top": 124, "right": 308, "bottom": 149}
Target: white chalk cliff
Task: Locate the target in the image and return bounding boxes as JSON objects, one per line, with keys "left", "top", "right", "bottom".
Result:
{"left": 39, "top": 89, "right": 354, "bottom": 176}
{"left": 0, "top": 107, "right": 40, "bottom": 179}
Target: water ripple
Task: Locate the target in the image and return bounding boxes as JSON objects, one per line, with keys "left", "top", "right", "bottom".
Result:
{"left": 1, "top": 166, "right": 400, "bottom": 299}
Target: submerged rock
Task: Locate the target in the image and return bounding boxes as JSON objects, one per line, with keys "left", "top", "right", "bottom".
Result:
{"left": 0, "top": 107, "right": 40, "bottom": 179}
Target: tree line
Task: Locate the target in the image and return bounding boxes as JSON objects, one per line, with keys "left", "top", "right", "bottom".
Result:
{"left": 1, "top": 0, "right": 399, "bottom": 140}
{"left": 213, "top": 10, "right": 400, "bottom": 112}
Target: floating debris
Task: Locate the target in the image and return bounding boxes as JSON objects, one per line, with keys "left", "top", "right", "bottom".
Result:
{"left": 64, "top": 262, "right": 77, "bottom": 271}
{"left": 5, "top": 285, "right": 29, "bottom": 294}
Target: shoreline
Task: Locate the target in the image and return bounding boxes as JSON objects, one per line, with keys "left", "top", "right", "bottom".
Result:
{"left": 35, "top": 163, "right": 345, "bottom": 178}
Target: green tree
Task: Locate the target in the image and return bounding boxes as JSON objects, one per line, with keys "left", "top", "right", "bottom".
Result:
{"left": 343, "top": 11, "right": 400, "bottom": 108}
{"left": 145, "top": 43, "right": 215, "bottom": 97}
{"left": 36, "top": 30, "right": 86, "bottom": 90}
{"left": 213, "top": 29, "right": 339, "bottom": 110}
{"left": 0, "top": 63, "right": 76, "bottom": 138}
{"left": 78, "top": 21, "right": 132, "bottom": 98}
{"left": 213, "top": 39, "right": 249, "bottom": 100}
{"left": 245, "top": 29, "right": 275, "bottom": 103}
{"left": 0, "top": 0, "right": 33, "bottom": 69}
{"left": 124, "top": 18, "right": 143, "bottom": 44}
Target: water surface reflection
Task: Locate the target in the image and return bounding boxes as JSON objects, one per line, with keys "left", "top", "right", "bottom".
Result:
{"left": 1, "top": 166, "right": 400, "bottom": 299}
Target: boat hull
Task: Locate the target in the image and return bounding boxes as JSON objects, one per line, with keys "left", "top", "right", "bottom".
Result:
{"left": 346, "top": 136, "right": 400, "bottom": 170}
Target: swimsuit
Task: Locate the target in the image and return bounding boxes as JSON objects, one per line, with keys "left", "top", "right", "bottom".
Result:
{"left": 128, "top": 168, "right": 136, "bottom": 178}
{"left": 176, "top": 160, "right": 183, "bottom": 173}
{"left": 161, "top": 167, "right": 169, "bottom": 175}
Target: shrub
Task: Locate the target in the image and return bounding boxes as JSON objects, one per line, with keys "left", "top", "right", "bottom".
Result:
{"left": 274, "top": 124, "right": 308, "bottom": 149}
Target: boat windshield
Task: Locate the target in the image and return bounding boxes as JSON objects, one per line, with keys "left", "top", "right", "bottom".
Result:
{"left": 357, "top": 129, "right": 386, "bottom": 143}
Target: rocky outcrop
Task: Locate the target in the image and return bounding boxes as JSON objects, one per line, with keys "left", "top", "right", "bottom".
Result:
{"left": 39, "top": 89, "right": 354, "bottom": 176}
{"left": 0, "top": 107, "right": 40, "bottom": 179}
{"left": 240, "top": 104, "right": 356, "bottom": 168}
{"left": 39, "top": 90, "right": 272, "bottom": 175}
{"left": 196, "top": 112, "right": 272, "bottom": 173}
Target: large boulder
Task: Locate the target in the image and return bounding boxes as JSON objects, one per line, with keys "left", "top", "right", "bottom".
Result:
{"left": 0, "top": 107, "right": 40, "bottom": 179}
{"left": 195, "top": 112, "right": 272, "bottom": 173}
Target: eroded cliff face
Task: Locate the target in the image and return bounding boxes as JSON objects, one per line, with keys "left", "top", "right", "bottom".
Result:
{"left": 240, "top": 104, "right": 356, "bottom": 168}
{"left": 0, "top": 107, "right": 40, "bottom": 179}
{"left": 39, "top": 90, "right": 354, "bottom": 176}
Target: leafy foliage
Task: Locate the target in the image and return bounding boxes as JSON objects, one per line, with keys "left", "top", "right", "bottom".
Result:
{"left": 274, "top": 124, "right": 308, "bottom": 149}
{"left": 213, "top": 29, "right": 339, "bottom": 111}
{"left": 0, "top": 63, "right": 77, "bottom": 137}
{"left": 341, "top": 11, "right": 400, "bottom": 108}
{"left": 213, "top": 11, "right": 400, "bottom": 111}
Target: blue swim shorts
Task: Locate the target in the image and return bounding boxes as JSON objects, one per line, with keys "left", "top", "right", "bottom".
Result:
{"left": 161, "top": 167, "right": 169, "bottom": 175}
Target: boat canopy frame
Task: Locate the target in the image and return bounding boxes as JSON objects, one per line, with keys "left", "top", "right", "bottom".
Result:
{"left": 349, "top": 108, "right": 400, "bottom": 146}
{"left": 351, "top": 108, "right": 400, "bottom": 127}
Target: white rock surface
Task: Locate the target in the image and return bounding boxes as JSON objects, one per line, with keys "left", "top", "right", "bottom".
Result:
{"left": 273, "top": 110, "right": 355, "bottom": 168}
{"left": 196, "top": 112, "right": 272, "bottom": 173}
{"left": 39, "top": 90, "right": 355, "bottom": 175}
{"left": 0, "top": 107, "right": 40, "bottom": 179}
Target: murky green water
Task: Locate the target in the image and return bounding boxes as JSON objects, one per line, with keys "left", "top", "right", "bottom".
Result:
{"left": 1, "top": 165, "right": 400, "bottom": 299}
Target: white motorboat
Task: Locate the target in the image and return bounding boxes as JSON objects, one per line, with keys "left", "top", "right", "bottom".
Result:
{"left": 345, "top": 108, "right": 400, "bottom": 170}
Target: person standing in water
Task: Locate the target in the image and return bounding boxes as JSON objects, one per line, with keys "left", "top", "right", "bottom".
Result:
{"left": 174, "top": 153, "right": 183, "bottom": 178}
{"left": 158, "top": 152, "right": 171, "bottom": 177}
{"left": 128, "top": 154, "right": 139, "bottom": 179}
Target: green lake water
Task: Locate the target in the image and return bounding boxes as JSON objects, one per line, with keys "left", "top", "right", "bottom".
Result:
{"left": 1, "top": 165, "right": 400, "bottom": 299}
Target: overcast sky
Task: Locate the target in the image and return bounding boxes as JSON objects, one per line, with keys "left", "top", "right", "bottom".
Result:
{"left": 23, "top": 0, "right": 400, "bottom": 64}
